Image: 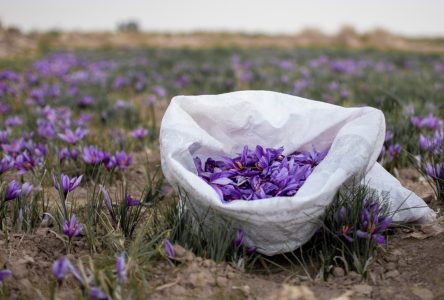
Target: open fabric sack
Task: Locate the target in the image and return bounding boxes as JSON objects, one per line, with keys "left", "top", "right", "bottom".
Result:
{"left": 160, "top": 90, "right": 435, "bottom": 255}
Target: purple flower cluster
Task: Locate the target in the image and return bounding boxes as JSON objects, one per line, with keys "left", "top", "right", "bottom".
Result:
{"left": 52, "top": 254, "right": 125, "bottom": 299}
{"left": 356, "top": 199, "right": 392, "bottom": 244}
{"left": 194, "top": 145, "right": 327, "bottom": 201}
{"left": 411, "top": 113, "right": 443, "bottom": 130}
{"left": 425, "top": 163, "right": 443, "bottom": 179}
{"left": 82, "top": 146, "right": 132, "bottom": 171}
{"left": 380, "top": 130, "right": 402, "bottom": 163}
{"left": 4, "top": 180, "right": 32, "bottom": 201}
{"left": 336, "top": 198, "right": 392, "bottom": 245}
{"left": 1, "top": 137, "right": 46, "bottom": 175}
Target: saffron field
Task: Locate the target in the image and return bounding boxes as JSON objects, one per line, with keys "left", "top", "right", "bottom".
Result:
{"left": 0, "top": 47, "right": 443, "bottom": 299}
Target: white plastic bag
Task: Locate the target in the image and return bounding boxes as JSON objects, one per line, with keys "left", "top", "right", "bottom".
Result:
{"left": 160, "top": 90, "right": 434, "bottom": 255}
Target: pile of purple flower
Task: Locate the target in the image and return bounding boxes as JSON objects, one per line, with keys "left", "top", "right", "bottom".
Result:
{"left": 194, "top": 145, "right": 327, "bottom": 201}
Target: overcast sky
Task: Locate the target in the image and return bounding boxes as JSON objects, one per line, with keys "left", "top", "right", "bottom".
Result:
{"left": 1, "top": 0, "right": 443, "bottom": 37}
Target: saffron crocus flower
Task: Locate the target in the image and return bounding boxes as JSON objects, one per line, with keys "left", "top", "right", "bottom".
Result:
{"left": 82, "top": 145, "right": 105, "bottom": 165}
{"left": 5, "top": 116, "right": 22, "bottom": 127}
{"left": 234, "top": 229, "right": 244, "bottom": 248}
{"left": 153, "top": 85, "right": 166, "bottom": 97}
{"left": 52, "top": 256, "right": 71, "bottom": 282}
{"left": 90, "top": 287, "right": 111, "bottom": 300}
{"left": 0, "top": 156, "right": 13, "bottom": 175}
{"left": 126, "top": 194, "right": 140, "bottom": 207}
{"left": 37, "top": 121, "right": 56, "bottom": 139}
{"left": 337, "top": 225, "right": 354, "bottom": 242}
{"left": 164, "top": 239, "right": 175, "bottom": 258}
{"left": 52, "top": 256, "right": 83, "bottom": 284}
{"left": 356, "top": 199, "right": 392, "bottom": 244}
{"left": 21, "top": 182, "right": 33, "bottom": 197}
{"left": 246, "top": 246, "right": 257, "bottom": 254}
{"left": 116, "top": 253, "right": 126, "bottom": 283}
{"left": 419, "top": 132, "right": 442, "bottom": 153}
{"left": 54, "top": 174, "right": 83, "bottom": 197}
{"left": 62, "top": 214, "right": 83, "bottom": 238}
{"left": 419, "top": 134, "right": 432, "bottom": 151}
{"left": 58, "top": 147, "right": 71, "bottom": 162}
{"left": 14, "top": 152, "right": 36, "bottom": 174}
{"left": 335, "top": 206, "right": 354, "bottom": 242}
{"left": 114, "top": 151, "right": 132, "bottom": 171}
{"left": 405, "top": 104, "right": 415, "bottom": 115}
{"left": 58, "top": 127, "right": 88, "bottom": 145}
{"left": 77, "top": 113, "right": 92, "bottom": 126}
{"left": 5, "top": 180, "right": 21, "bottom": 201}
{"left": 387, "top": 144, "right": 402, "bottom": 161}
{"left": 78, "top": 96, "right": 93, "bottom": 107}
{"left": 130, "top": 127, "right": 149, "bottom": 139}
{"left": 99, "top": 185, "right": 113, "bottom": 214}
{"left": 103, "top": 152, "right": 116, "bottom": 170}
{"left": 0, "top": 268, "right": 12, "bottom": 283}
{"left": 2, "top": 138, "right": 25, "bottom": 155}
{"left": 425, "top": 163, "right": 443, "bottom": 179}
{"left": 420, "top": 114, "right": 442, "bottom": 130}
{"left": 0, "top": 130, "right": 9, "bottom": 144}
{"left": 384, "top": 131, "right": 394, "bottom": 143}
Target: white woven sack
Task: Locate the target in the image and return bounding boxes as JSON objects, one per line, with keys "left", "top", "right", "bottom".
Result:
{"left": 160, "top": 90, "right": 434, "bottom": 255}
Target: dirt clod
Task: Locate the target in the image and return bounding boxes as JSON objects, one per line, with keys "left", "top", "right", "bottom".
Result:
{"left": 385, "top": 262, "right": 397, "bottom": 271}
{"left": 353, "top": 284, "right": 372, "bottom": 297}
{"left": 411, "top": 287, "right": 434, "bottom": 300}
{"left": 385, "top": 270, "right": 401, "bottom": 279}
{"left": 333, "top": 267, "right": 345, "bottom": 277}
{"left": 269, "top": 285, "right": 316, "bottom": 300}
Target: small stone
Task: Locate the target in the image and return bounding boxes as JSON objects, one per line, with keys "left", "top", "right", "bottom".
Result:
{"left": 226, "top": 271, "right": 236, "bottom": 279}
{"left": 333, "top": 267, "right": 345, "bottom": 277}
{"left": 348, "top": 271, "right": 361, "bottom": 280}
{"left": 17, "top": 279, "right": 34, "bottom": 298}
{"left": 10, "top": 263, "right": 28, "bottom": 279}
{"left": 269, "top": 285, "right": 316, "bottom": 300}
{"left": 187, "top": 262, "right": 200, "bottom": 273}
{"left": 385, "top": 255, "right": 398, "bottom": 263}
{"left": 184, "top": 252, "right": 195, "bottom": 262}
{"left": 411, "top": 287, "right": 434, "bottom": 300}
{"left": 169, "top": 285, "right": 186, "bottom": 296}
{"left": 391, "top": 249, "right": 403, "bottom": 256}
{"left": 398, "top": 260, "right": 407, "bottom": 267}
{"left": 186, "top": 270, "right": 215, "bottom": 288}
{"left": 385, "top": 270, "right": 400, "bottom": 279}
{"left": 17, "top": 255, "right": 34, "bottom": 266}
{"left": 217, "top": 276, "right": 228, "bottom": 287}
{"left": 232, "top": 285, "right": 250, "bottom": 297}
{"left": 202, "top": 259, "right": 214, "bottom": 268}
{"left": 422, "top": 193, "right": 434, "bottom": 203}
{"left": 372, "top": 264, "right": 385, "bottom": 275}
{"left": 353, "top": 284, "right": 372, "bottom": 296}
{"left": 368, "top": 272, "right": 378, "bottom": 285}
{"left": 172, "top": 244, "right": 187, "bottom": 258}
{"left": 225, "top": 265, "right": 236, "bottom": 273}
{"left": 385, "top": 262, "right": 397, "bottom": 271}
